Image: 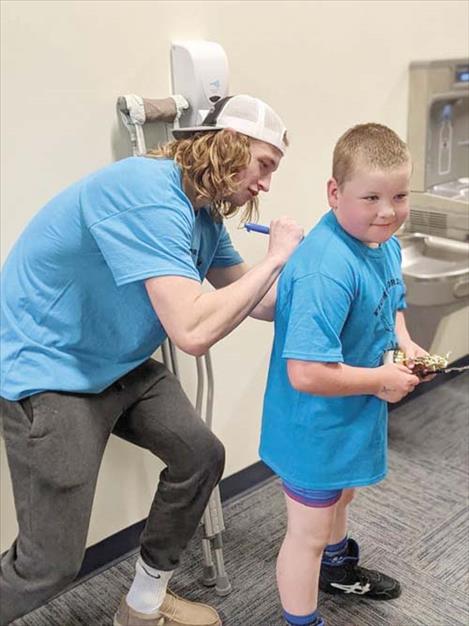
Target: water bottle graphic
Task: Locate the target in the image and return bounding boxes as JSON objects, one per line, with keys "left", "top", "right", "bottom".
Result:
{"left": 438, "top": 104, "right": 453, "bottom": 177}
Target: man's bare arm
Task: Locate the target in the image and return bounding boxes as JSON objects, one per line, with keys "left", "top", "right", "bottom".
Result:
{"left": 207, "top": 263, "right": 277, "bottom": 321}
{"left": 146, "top": 217, "right": 303, "bottom": 355}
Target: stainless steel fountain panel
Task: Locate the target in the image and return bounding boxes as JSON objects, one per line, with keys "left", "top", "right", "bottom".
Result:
{"left": 402, "top": 59, "right": 469, "bottom": 356}
{"left": 407, "top": 58, "right": 469, "bottom": 243}
{"left": 400, "top": 233, "right": 469, "bottom": 306}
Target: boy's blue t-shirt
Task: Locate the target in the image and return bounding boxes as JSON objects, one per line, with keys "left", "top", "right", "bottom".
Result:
{"left": 0, "top": 157, "right": 242, "bottom": 400}
{"left": 259, "top": 210, "right": 406, "bottom": 489}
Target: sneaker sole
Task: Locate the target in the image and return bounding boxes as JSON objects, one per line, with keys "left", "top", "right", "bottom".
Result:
{"left": 320, "top": 586, "right": 401, "bottom": 600}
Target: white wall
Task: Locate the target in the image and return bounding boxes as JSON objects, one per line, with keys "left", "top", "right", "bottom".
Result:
{"left": 1, "top": 0, "right": 468, "bottom": 551}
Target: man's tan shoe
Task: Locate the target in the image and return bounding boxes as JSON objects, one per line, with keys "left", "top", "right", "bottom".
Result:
{"left": 113, "top": 589, "right": 222, "bottom": 626}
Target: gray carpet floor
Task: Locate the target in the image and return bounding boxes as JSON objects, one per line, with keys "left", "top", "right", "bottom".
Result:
{"left": 12, "top": 373, "right": 469, "bottom": 626}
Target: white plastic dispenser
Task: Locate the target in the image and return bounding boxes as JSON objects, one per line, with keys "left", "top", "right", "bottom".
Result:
{"left": 170, "top": 41, "right": 229, "bottom": 128}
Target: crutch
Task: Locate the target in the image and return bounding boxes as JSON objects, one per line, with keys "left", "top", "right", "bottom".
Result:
{"left": 117, "top": 94, "right": 232, "bottom": 595}
{"left": 195, "top": 351, "right": 231, "bottom": 595}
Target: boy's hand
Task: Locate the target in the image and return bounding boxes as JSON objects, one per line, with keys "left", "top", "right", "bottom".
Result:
{"left": 375, "top": 363, "right": 420, "bottom": 403}
{"left": 399, "top": 340, "right": 437, "bottom": 382}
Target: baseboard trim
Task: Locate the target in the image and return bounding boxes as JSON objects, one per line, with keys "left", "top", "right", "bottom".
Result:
{"left": 78, "top": 353, "right": 468, "bottom": 580}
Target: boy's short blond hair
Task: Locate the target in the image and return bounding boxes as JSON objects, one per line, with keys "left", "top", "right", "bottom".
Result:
{"left": 332, "top": 123, "right": 411, "bottom": 188}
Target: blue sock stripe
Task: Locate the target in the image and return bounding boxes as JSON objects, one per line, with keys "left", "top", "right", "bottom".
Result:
{"left": 283, "top": 609, "right": 320, "bottom": 625}
{"left": 323, "top": 537, "right": 359, "bottom": 566}
{"left": 324, "top": 535, "right": 348, "bottom": 556}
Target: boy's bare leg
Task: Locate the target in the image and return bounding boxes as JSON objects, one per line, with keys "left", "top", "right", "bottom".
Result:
{"left": 277, "top": 493, "right": 336, "bottom": 615}
{"left": 327, "top": 488, "right": 355, "bottom": 544}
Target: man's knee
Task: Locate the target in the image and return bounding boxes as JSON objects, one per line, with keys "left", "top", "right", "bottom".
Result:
{"left": 179, "top": 429, "right": 225, "bottom": 481}
{"left": 207, "top": 433, "right": 225, "bottom": 477}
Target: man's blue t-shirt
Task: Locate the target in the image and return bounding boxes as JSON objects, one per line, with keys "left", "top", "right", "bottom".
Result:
{"left": 0, "top": 157, "right": 242, "bottom": 400}
{"left": 259, "top": 210, "right": 406, "bottom": 489}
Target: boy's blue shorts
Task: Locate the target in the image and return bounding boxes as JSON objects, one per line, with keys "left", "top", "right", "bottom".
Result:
{"left": 282, "top": 480, "right": 342, "bottom": 508}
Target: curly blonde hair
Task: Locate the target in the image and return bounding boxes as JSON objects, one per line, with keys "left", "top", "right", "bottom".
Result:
{"left": 147, "top": 129, "right": 259, "bottom": 223}
{"left": 333, "top": 123, "right": 411, "bottom": 188}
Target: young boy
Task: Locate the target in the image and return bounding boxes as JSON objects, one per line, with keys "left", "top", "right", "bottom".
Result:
{"left": 259, "top": 123, "right": 430, "bottom": 626}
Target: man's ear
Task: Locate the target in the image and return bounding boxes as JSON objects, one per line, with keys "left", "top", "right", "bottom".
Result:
{"left": 327, "top": 177, "right": 339, "bottom": 209}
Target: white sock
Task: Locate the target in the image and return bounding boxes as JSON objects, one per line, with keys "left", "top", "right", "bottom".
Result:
{"left": 126, "top": 556, "right": 174, "bottom": 614}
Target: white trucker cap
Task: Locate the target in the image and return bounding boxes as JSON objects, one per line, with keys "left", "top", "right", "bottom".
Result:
{"left": 172, "top": 94, "right": 288, "bottom": 154}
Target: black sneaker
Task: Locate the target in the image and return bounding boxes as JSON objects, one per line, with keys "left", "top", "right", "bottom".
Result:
{"left": 319, "top": 538, "right": 401, "bottom": 600}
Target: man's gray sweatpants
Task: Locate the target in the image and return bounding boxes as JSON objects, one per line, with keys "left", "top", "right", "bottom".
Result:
{"left": 0, "top": 358, "right": 225, "bottom": 625}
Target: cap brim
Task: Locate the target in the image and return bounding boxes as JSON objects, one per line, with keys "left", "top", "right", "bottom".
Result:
{"left": 172, "top": 125, "right": 223, "bottom": 139}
